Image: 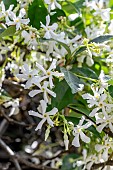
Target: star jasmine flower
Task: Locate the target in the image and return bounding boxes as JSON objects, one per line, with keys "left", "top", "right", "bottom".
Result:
{"left": 72, "top": 116, "right": 91, "bottom": 147}
{"left": 0, "top": 1, "right": 14, "bottom": 22}
{"left": 96, "top": 114, "right": 113, "bottom": 133}
{"left": 6, "top": 8, "right": 30, "bottom": 30}
{"left": 89, "top": 93, "right": 113, "bottom": 118}
{"left": 82, "top": 86, "right": 103, "bottom": 109}
{"left": 77, "top": 149, "right": 99, "bottom": 170}
{"left": 44, "top": 0, "right": 61, "bottom": 12}
{"left": 21, "top": 30, "right": 38, "bottom": 49}
{"left": 17, "top": 63, "right": 38, "bottom": 89}
{"left": 95, "top": 135, "right": 113, "bottom": 161}
{"left": 29, "top": 81, "right": 56, "bottom": 103}
{"left": 40, "top": 15, "right": 58, "bottom": 39}
{"left": 36, "top": 59, "right": 64, "bottom": 89}
{"left": 29, "top": 100, "right": 58, "bottom": 131}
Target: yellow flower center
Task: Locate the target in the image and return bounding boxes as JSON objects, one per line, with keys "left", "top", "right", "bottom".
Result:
{"left": 15, "top": 18, "right": 20, "bottom": 23}
{"left": 44, "top": 113, "right": 47, "bottom": 118}
{"left": 47, "top": 71, "right": 51, "bottom": 75}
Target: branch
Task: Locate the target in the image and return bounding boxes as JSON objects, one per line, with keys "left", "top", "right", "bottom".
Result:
{"left": 91, "top": 160, "right": 113, "bottom": 169}
{"left": 16, "top": 154, "right": 59, "bottom": 170}
{"left": 2, "top": 111, "right": 36, "bottom": 128}
{"left": 0, "top": 138, "right": 21, "bottom": 170}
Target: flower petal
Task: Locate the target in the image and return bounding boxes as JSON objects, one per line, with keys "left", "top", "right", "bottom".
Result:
{"left": 80, "top": 131, "right": 90, "bottom": 143}
{"left": 72, "top": 133, "right": 80, "bottom": 147}
{"left": 35, "top": 118, "right": 46, "bottom": 131}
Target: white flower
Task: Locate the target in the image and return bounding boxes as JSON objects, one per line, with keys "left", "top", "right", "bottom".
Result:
{"left": 6, "top": 8, "right": 30, "bottom": 30}
{"left": 40, "top": 15, "right": 58, "bottom": 39}
{"left": 72, "top": 116, "right": 91, "bottom": 147}
{"left": 17, "top": 63, "right": 38, "bottom": 89}
{"left": 89, "top": 93, "right": 113, "bottom": 118}
{"left": 85, "top": 24, "right": 106, "bottom": 39}
{"left": 96, "top": 114, "right": 113, "bottom": 133}
{"left": 95, "top": 135, "right": 113, "bottom": 161}
{"left": 36, "top": 59, "right": 64, "bottom": 88}
{"left": 44, "top": 0, "right": 61, "bottom": 12}
{"left": 21, "top": 30, "right": 38, "bottom": 49}
{"left": 93, "top": 7, "right": 110, "bottom": 22}
{"left": 0, "top": 1, "right": 14, "bottom": 22}
{"left": 82, "top": 86, "right": 103, "bottom": 108}
{"left": 29, "top": 81, "right": 56, "bottom": 103}
{"left": 29, "top": 100, "right": 58, "bottom": 131}
{"left": 77, "top": 149, "right": 99, "bottom": 170}
{"left": 77, "top": 54, "right": 94, "bottom": 67}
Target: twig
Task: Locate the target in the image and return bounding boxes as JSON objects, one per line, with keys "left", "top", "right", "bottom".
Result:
{"left": 0, "top": 138, "right": 21, "bottom": 170}
{"left": 91, "top": 160, "right": 113, "bottom": 169}
{"left": 2, "top": 111, "right": 36, "bottom": 128}
{"left": 16, "top": 154, "right": 59, "bottom": 170}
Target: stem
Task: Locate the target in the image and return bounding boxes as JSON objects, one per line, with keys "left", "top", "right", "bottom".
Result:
{"left": 0, "top": 138, "right": 21, "bottom": 170}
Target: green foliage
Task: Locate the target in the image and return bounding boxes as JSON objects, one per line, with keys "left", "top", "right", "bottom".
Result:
{"left": 51, "top": 79, "right": 75, "bottom": 111}
{"left": 61, "top": 154, "right": 80, "bottom": 170}
{"left": 108, "top": 85, "right": 113, "bottom": 98}
{"left": 90, "top": 35, "right": 113, "bottom": 43}
{"left": 71, "top": 67, "right": 98, "bottom": 79}
{"left": 0, "top": 26, "right": 16, "bottom": 39}
{"left": 61, "top": 67, "right": 83, "bottom": 94}
{"left": 50, "top": 9, "right": 66, "bottom": 23}
{"left": 28, "top": 0, "right": 48, "bottom": 29}
{"left": 3, "top": 0, "right": 17, "bottom": 9}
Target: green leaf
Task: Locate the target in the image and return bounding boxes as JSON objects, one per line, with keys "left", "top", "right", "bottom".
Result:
{"left": 51, "top": 80, "right": 75, "bottom": 111}
{"left": 65, "top": 116, "right": 80, "bottom": 125}
{"left": 90, "top": 35, "right": 113, "bottom": 43}
{"left": 71, "top": 67, "right": 98, "bottom": 79}
{"left": 108, "top": 85, "right": 113, "bottom": 98}
{"left": 50, "top": 9, "right": 66, "bottom": 23}
{"left": 88, "top": 126, "right": 101, "bottom": 139}
{"left": 69, "top": 0, "right": 85, "bottom": 13}
{"left": 0, "top": 26, "right": 16, "bottom": 39}
{"left": 28, "top": 0, "right": 48, "bottom": 29}
{"left": 3, "top": 0, "right": 17, "bottom": 9}
{"left": 69, "top": 104, "right": 96, "bottom": 123}
{"left": 61, "top": 153, "right": 80, "bottom": 170}
{"left": 108, "top": 79, "right": 113, "bottom": 85}
{"left": 61, "top": 67, "right": 83, "bottom": 94}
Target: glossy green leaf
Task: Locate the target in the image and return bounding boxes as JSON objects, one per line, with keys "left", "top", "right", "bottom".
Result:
{"left": 3, "top": 0, "right": 17, "bottom": 9}
{"left": 28, "top": 0, "right": 48, "bottom": 29}
{"left": 51, "top": 80, "right": 75, "bottom": 111}
{"left": 65, "top": 116, "right": 80, "bottom": 125}
{"left": 71, "top": 67, "right": 98, "bottom": 79}
{"left": 0, "top": 26, "right": 16, "bottom": 39}
{"left": 108, "top": 85, "right": 113, "bottom": 98}
{"left": 61, "top": 67, "right": 83, "bottom": 94}
{"left": 90, "top": 35, "right": 113, "bottom": 43}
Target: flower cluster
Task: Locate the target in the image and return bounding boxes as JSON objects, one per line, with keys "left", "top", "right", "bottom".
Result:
{"left": 1, "top": 0, "right": 113, "bottom": 169}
